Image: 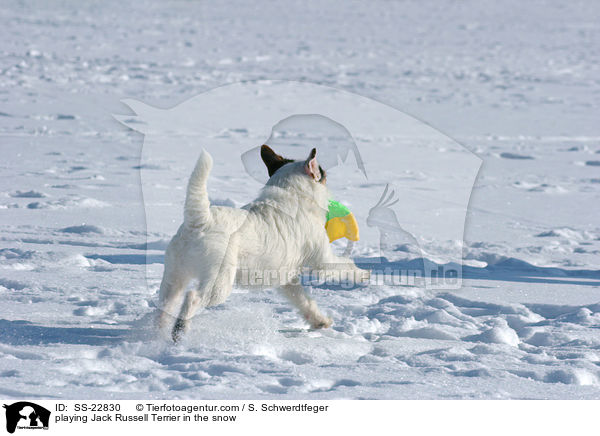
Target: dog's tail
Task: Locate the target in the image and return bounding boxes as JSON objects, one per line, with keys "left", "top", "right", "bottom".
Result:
{"left": 184, "top": 149, "right": 213, "bottom": 229}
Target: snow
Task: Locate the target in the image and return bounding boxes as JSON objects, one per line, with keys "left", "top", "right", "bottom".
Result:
{"left": 1, "top": 0, "right": 600, "bottom": 399}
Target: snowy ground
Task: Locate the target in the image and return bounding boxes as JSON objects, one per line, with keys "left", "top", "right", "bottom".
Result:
{"left": 1, "top": 0, "right": 600, "bottom": 399}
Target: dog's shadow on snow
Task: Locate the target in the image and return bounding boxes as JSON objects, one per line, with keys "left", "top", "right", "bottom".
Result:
{"left": 354, "top": 256, "right": 600, "bottom": 287}
{"left": 0, "top": 319, "right": 132, "bottom": 346}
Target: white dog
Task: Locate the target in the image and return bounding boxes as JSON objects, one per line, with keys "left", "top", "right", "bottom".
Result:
{"left": 157, "top": 145, "right": 369, "bottom": 342}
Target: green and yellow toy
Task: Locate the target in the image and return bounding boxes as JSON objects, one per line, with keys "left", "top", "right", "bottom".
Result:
{"left": 325, "top": 200, "right": 360, "bottom": 243}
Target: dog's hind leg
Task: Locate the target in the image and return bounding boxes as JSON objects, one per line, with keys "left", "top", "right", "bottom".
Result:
{"left": 280, "top": 282, "right": 332, "bottom": 329}
{"left": 156, "top": 265, "right": 189, "bottom": 331}
{"left": 171, "top": 269, "right": 237, "bottom": 342}
{"left": 171, "top": 235, "right": 240, "bottom": 342}
{"left": 171, "top": 284, "right": 210, "bottom": 343}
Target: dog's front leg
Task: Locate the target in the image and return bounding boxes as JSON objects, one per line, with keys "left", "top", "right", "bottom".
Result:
{"left": 316, "top": 245, "right": 371, "bottom": 286}
{"left": 280, "top": 282, "right": 332, "bottom": 329}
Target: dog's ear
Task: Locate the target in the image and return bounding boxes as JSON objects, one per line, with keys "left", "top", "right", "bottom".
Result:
{"left": 304, "top": 148, "right": 322, "bottom": 182}
{"left": 261, "top": 145, "right": 292, "bottom": 177}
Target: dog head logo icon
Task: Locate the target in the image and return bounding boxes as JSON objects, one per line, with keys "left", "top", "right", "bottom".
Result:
{"left": 3, "top": 402, "right": 50, "bottom": 434}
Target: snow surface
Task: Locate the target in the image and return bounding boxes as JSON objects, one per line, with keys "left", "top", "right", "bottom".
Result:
{"left": 1, "top": 0, "right": 600, "bottom": 399}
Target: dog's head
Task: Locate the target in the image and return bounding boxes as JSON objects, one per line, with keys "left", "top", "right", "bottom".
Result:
{"left": 260, "top": 145, "right": 327, "bottom": 185}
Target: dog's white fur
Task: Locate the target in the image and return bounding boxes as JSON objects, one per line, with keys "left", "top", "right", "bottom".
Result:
{"left": 157, "top": 148, "right": 368, "bottom": 341}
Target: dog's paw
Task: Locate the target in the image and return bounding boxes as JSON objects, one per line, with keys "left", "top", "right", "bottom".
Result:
{"left": 309, "top": 316, "right": 333, "bottom": 329}
{"left": 171, "top": 318, "right": 187, "bottom": 343}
